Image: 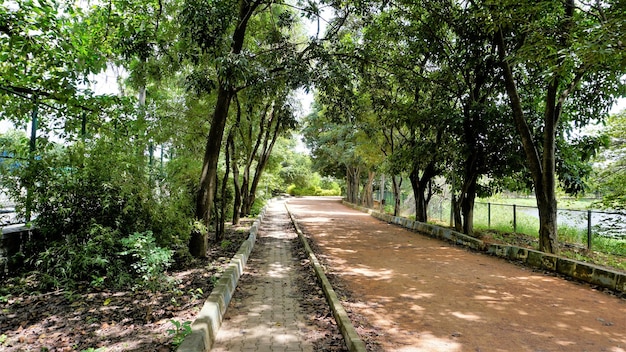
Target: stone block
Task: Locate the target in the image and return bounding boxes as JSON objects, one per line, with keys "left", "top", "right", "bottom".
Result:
{"left": 540, "top": 252, "right": 558, "bottom": 271}
{"left": 590, "top": 266, "right": 617, "bottom": 289}
{"left": 487, "top": 244, "right": 509, "bottom": 258}
{"left": 616, "top": 274, "right": 626, "bottom": 292}
{"left": 526, "top": 249, "right": 544, "bottom": 268}
{"left": 556, "top": 258, "right": 577, "bottom": 277}
{"left": 572, "top": 263, "right": 594, "bottom": 282}
{"left": 508, "top": 247, "right": 528, "bottom": 261}
{"left": 440, "top": 229, "right": 454, "bottom": 241}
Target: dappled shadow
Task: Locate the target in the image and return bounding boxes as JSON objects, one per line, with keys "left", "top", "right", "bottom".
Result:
{"left": 211, "top": 202, "right": 347, "bottom": 351}
{"left": 288, "top": 197, "right": 626, "bottom": 352}
{"left": 0, "top": 268, "right": 217, "bottom": 351}
{"left": 0, "top": 226, "right": 254, "bottom": 352}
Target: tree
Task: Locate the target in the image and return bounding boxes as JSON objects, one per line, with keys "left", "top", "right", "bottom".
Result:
{"left": 356, "top": 1, "right": 457, "bottom": 222}
{"left": 231, "top": 88, "right": 297, "bottom": 220}
{"left": 492, "top": 0, "right": 626, "bottom": 253}
{"left": 182, "top": 0, "right": 349, "bottom": 257}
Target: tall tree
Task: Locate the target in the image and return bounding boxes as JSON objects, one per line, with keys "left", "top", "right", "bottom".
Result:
{"left": 491, "top": 0, "right": 626, "bottom": 253}
{"left": 182, "top": 0, "right": 348, "bottom": 257}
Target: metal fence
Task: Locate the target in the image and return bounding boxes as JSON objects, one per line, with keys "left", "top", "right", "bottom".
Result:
{"left": 472, "top": 202, "right": 626, "bottom": 250}
{"left": 423, "top": 198, "right": 625, "bottom": 254}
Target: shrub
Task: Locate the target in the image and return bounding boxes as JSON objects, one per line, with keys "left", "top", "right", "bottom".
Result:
{"left": 120, "top": 231, "right": 173, "bottom": 291}
{"left": 0, "top": 133, "right": 195, "bottom": 291}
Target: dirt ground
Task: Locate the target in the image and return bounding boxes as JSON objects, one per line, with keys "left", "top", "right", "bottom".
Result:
{"left": 0, "top": 213, "right": 350, "bottom": 352}
{"left": 287, "top": 197, "right": 626, "bottom": 352}
{"left": 0, "top": 225, "right": 254, "bottom": 352}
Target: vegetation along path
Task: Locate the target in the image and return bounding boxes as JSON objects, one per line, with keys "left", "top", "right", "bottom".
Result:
{"left": 286, "top": 197, "right": 626, "bottom": 352}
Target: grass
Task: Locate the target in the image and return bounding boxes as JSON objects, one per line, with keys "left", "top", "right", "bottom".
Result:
{"left": 393, "top": 196, "right": 626, "bottom": 271}
{"left": 470, "top": 202, "right": 626, "bottom": 271}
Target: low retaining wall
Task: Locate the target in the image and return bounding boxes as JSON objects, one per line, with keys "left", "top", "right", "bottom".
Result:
{"left": 177, "top": 198, "right": 276, "bottom": 352}
{"left": 343, "top": 201, "right": 626, "bottom": 294}
{"left": 0, "top": 225, "right": 34, "bottom": 279}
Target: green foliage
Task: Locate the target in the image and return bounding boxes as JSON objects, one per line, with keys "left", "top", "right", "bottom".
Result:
{"left": 32, "top": 224, "right": 130, "bottom": 290}
{"left": 0, "top": 124, "right": 195, "bottom": 290}
{"left": 593, "top": 111, "right": 626, "bottom": 209}
{"left": 167, "top": 319, "right": 192, "bottom": 347}
{"left": 219, "top": 239, "right": 232, "bottom": 250}
{"left": 0, "top": 0, "right": 105, "bottom": 122}
{"left": 286, "top": 177, "right": 341, "bottom": 197}
{"left": 248, "top": 198, "right": 266, "bottom": 217}
{"left": 119, "top": 231, "right": 173, "bottom": 291}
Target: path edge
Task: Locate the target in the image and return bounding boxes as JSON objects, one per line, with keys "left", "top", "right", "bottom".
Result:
{"left": 343, "top": 200, "right": 626, "bottom": 295}
{"left": 285, "top": 202, "right": 368, "bottom": 352}
{"left": 177, "top": 197, "right": 282, "bottom": 352}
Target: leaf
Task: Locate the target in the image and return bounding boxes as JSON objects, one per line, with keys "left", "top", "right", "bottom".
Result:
{"left": 102, "top": 298, "right": 111, "bottom": 306}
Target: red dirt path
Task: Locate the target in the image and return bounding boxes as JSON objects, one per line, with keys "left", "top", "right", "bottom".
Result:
{"left": 287, "top": 197, "right": 626, "bottom": 352}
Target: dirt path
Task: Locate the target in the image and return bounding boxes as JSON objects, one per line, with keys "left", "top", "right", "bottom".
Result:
{"left": 287, "top": 197, "right": 626, "bottom": 352}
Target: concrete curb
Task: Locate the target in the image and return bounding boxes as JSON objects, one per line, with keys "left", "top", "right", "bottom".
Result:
{"left": 343, "top": 201, "right": 626, "bottom": 294}
{"left": 177, "top": 197, "right": 279, "bottom": 352}
{"left": 285, "top": 202, "right": 367, "bottom": 352}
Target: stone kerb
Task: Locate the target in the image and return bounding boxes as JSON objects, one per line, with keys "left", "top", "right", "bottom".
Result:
{"left": 342, "top": 200, "right": 626, "bottom": 294}
{"left": 177, "top": 197, "right": 278, "bottom": 352}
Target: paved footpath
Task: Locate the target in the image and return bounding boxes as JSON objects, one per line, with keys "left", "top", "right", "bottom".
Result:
{"left": 212, "top": 199, "right": 315, "bottom": 352}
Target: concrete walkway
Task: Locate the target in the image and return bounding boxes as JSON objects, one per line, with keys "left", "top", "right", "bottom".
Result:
{"left": 211, "top": 199, "right": 315, "bottom": 352}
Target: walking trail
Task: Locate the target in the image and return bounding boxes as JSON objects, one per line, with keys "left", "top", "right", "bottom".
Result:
{"left": 211, "top": 197, "right": 626, "bottom": 352}
{"left": 211, "top": 199, "right": 319, "bottom": 352}
{"left": 286, "top": 197, "right": 626, "bottom": 352}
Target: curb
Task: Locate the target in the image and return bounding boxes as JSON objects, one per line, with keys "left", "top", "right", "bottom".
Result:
{"left": 285, "top": 202, "right": 367, "bottom": 352}
{"left": 176, "top": 198, "right": 279, "bottom": 352}
{"left": 343, "top": 200, "right": 626, "bottom": 294}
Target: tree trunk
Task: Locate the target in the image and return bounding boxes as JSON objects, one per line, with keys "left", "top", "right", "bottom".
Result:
{"left": 495, "top": 30, "right": 560, "bottom": 253}
{"left": 363, "top": 171, "right": 375, "bottom": 208}
{"left": 392, "top": 175, "right": 402, "bottom": 216}
{"left": 230, "top": 136, "right": 241, "bottom": 225}
{"left": 244, "top": 107, "right": 282, "bottom": 215}
{"left": 215, "top": 130, "right": 234, "bottom": 243}
{"left": 461, "top": 177, "right": 477, "bottom": 236}
{"left": 410, "top": 162, "right": 437, "bottom": 223}
{"left": 191, "top": 0, "right": 260, "bottom": 257}
{"left": 346, "top": 166, "right": 360, "bottom": 204}
{"left": 192, "top": 87, "right": 232, "bottom": 258}
{"left": 379, "top": 174, "right": 385, "bottom": 211}
{"left": 453, "top": 193, "right": 463, "bottom": 232}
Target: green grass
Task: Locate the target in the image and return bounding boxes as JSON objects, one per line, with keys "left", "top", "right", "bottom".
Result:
{"left": 471, "top": 201, "right": 626, "bottom": 258}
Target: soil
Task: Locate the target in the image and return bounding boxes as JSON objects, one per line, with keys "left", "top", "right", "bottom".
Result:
{"left": 287, "top": 197, "right": 626, "bottom": 352}
{"left": 0, "top": 215, "right": 348, "bottom": 352}
{"left": 0, "top": 223, "right": 254, "bottom": 352}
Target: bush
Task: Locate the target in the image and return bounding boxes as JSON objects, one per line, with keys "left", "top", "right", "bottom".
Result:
{"left": 0, "top": 133, "right": 196, "bottom": 291}
{"left": 286, "top": 183, "right": 341, "bottom": 196}
{"left": 33, "top": 224, "right": 130, "bottom": 290}
{"left": 120, "top": 231, "right": 173, "bottom": 291}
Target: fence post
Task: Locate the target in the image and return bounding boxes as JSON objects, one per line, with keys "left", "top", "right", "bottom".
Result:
{"left": 25, "top": 100, "right": 38, "bottom": 223}
{"left": 440, "top": 202, "right": 443, "bottom": 221}
{"left": 81, "top": 112, "right": 87, "bottom": 140}
{"left": 513, "top": 204, "right": 517, "bottom": 233}
{"left": 488, "top": 203, "right": 491, "bottom": 228}
{"left": 587, "top": 210, "right": 592, "bottom": 250}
